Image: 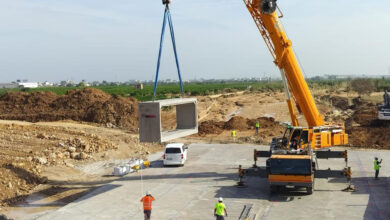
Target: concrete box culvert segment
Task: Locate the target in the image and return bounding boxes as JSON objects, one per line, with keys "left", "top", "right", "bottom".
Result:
{"left": 138, "top": 98, "right": 198, "bottom": 143}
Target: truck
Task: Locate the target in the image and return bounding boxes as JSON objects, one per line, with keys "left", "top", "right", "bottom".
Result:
{"left": 240, "top": 0, "right": 352, "bottom": 194}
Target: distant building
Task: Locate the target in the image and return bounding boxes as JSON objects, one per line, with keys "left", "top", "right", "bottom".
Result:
{"left": 0, "top": 83, "right": 18, "bottom": 89}
{"left": 134, "top": 83, "right": 144, "bottom": 90}
{"left": 60, "top": 80, "right": 74, "bottom": 87}
{"left": 18, "top": 82, "right": 39, "bottom": 88}
{"left": 39, "top": 81, "right": 54, "bottom": 87}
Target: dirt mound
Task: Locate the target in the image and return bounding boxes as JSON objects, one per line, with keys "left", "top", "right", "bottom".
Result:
{"left": 247, "top": 117, "right": 277, "bottom": 128}
{"left": 0, "top": 88, "right": 138, "bottom": 129}
{"left": 225, "top": 116, "right": 248, "bottom": 130}
{"left": 352, "top": 107, "right": 377, "bottom": 125}
{"left": 198, "top": 120, "right": 225, "bottom": 136}
{"left": 330, "top": 96, "right": 350, "bottom": 110}
{"left": 341, "top": 97, "right": 390, "bottom": 149}
{"left": 349, "top": 126, "right": 390, "bottom": 149}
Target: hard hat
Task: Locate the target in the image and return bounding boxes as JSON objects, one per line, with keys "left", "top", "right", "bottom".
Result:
{"left": 146, "top": 191, "right": 151, "bottom": 195}
{"left": 218, "top": 197, "right": 223, "bottom": 202}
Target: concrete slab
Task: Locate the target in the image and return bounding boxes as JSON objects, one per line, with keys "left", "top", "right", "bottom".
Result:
{"left": 34, "top": 144, "right": 390, "bottom": 220}
{"left": 138, "top": 98, "right": 198, "bottom": 143}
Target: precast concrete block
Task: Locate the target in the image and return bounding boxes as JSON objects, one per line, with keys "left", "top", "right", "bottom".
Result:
{"left": 138, "top": 98, "right": 198, "bottom": 143}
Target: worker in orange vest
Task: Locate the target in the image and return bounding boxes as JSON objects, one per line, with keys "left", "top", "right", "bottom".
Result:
{"left": 140, "top": 191, "right": 155, "bottom": 220}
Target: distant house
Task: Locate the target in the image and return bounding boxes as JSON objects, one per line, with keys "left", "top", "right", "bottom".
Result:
{"left": 18, "top": 82, "right": 39, "bottom": 88}
{"left": 134, "top": 83, "right": 144, "bottom": 90}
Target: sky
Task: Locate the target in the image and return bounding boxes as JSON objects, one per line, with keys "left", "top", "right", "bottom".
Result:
{"left": 0, "top": 0, "right": 389, "bottom": 83}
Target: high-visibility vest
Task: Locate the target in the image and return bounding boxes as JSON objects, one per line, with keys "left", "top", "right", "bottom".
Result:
{"left": 215, "top": 202, "right": 226, "bottom": 216}
{"left": 374, "top": 160, "right": 380, "bottom": 171}
{"left": 231, "top": 130, "right": 236, "bottom": 137}
{"left": 141, "top": 196, "right": 155, "bottom": 210}
{"left": 255, "top": 122, "right": 259, "bottom": 128}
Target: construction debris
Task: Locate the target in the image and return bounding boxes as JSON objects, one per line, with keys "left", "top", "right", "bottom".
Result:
{"left": 113, "top": 159, "right": 149, "bottom": 176}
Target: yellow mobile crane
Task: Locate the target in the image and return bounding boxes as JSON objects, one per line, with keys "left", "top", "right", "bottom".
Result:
{"left": 240, "top": 0, "right": 352, "bottom": 194}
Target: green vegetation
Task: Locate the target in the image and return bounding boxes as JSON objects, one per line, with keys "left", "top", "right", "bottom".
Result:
{"left": 0, "top": 82, "right": 284, "bottom": 101}
{"left": 1, "top": 79, "right": 390, "bottom": 101}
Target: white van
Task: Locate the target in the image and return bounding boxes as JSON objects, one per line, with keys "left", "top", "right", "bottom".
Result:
{"left": 163, "top": 143, "right": 188, "bottom": 166}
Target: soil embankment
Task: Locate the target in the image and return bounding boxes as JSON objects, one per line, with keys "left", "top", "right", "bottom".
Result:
{"left": 0, "top": 88, "right": 138, "bottom": 130}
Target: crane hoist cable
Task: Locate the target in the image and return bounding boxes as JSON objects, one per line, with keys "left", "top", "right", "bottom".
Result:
{"left": 152, "top": 1, "right": 184, "bottom": 100}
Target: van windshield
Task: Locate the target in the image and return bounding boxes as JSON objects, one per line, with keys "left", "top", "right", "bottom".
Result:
{"left": 165, "top": 148, "right": 181, "bottom": 154}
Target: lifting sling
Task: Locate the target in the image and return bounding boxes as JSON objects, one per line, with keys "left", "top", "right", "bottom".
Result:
{"left": 152, "top": 3, "right": 184, "bottom": 100}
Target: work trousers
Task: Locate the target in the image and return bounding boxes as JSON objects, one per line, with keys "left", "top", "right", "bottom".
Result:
{"left": 375, "top": 170, "right": 379, "bottom": 178}
{"left": 216, "top": 215, "right": 225, "bottom": 220}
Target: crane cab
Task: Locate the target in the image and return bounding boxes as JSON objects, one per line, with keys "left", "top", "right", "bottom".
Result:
{"left": 278, "top": 125, "right": 348, "bottom": 150}
{"left": 280, "top": 127, "right": 310, "bottom": 150}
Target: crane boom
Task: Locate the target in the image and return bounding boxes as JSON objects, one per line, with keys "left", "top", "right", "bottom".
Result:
{"left": 244, "top": 0, "right": 323, "bottom": 127}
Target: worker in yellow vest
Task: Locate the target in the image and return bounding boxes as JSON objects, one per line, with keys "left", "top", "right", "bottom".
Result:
{"left": 255, "top": 121, "right": 260, "bottom": 135}
{"left": 374, "top": 157, "right": 383, "bottom": 179}
{"left": 214, "top": 197, "right": 228, "bottom": 220}
{"left": 231, "top": 130, "right": 236, "bottom": 141}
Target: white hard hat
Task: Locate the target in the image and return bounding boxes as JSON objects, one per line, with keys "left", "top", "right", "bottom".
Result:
{"left": 146, "top": 191, "right": 151, "bottom": 195}
{"left": 218, "top": 197, "right": 223, "bottom": 202}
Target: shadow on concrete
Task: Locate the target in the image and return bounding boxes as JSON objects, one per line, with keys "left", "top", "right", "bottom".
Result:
{"left": 40, "top": 171, "right": 236, "bottom": 186}
{"left": 328, "top": 177, "right": 390, "bottom": 220}
{"left": 2, "top": 163, "right": 121, "bottom": 209}
{"left": 214, "top": 176, "right": 312, "bottom": 203}
{"left": 149, "top": 160, "right": 184, "bottom": 168}
{"left": 3, "top": 184, "right": 120, "bottom": 208}
{"left": 149, "top": 160, "right": 164, "bottom": 168}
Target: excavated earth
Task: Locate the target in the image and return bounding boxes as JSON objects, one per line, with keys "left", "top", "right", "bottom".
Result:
{"left": 0, "top": 121, "right": 161, "bottom": 208}
{"left": 322, "top": 96, "right": 390, "bottom": 149}
{"left": 198, "top": 116, "right": 285, "bottom": 144}
{"left": 0, "top": 88, "right": 138, "bottom": 131}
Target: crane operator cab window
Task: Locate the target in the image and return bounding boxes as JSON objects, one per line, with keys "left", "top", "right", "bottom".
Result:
{"left": 281, "top": 127, "right": 293, "bottom": 148}
{"left": 282, "top": 128, "right": 309, "bottom": 150}
{"left": 290, "top": 129, "right": 301, "bottom": 150}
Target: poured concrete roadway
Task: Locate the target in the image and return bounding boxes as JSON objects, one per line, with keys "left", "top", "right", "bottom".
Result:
{"left": 34, "top": 144, "right": 390, "bottom": 220}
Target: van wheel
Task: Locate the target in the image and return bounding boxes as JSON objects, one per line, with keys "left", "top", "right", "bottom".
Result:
{"left": 306, "top": 186, "right": 313, "bottom": 195}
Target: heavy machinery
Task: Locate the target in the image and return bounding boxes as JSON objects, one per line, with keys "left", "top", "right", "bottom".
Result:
{"left": 240, "top": 0, "right": 352, "bottom": 194}
{"left": 378, "top": 90, "right": 390, "bottom": 120}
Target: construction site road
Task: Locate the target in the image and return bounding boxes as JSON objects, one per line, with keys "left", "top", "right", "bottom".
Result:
{"left": 30, "top": 144, "right": 389, "bottom": 220}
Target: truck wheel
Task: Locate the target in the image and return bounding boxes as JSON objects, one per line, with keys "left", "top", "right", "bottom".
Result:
{"left": 306, "top": 187, "right": 313, "bottom": 195}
